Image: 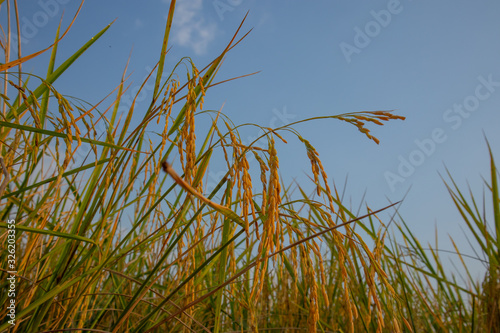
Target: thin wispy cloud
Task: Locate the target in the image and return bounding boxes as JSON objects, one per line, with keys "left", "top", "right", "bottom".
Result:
{"left": 164, "top": 0, "right": 216, "bottom": 55}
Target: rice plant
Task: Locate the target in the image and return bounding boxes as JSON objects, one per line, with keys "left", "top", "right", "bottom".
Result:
{"left": 0, "top": 1, "right": 497, "bottom": 332}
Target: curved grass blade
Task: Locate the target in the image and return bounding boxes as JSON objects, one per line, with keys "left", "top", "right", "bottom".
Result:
{"left": 0, "top": 121, "right": 145, "bottom": 153}
{"left": 0, "top": 222, "right": 99, "bottom": 247}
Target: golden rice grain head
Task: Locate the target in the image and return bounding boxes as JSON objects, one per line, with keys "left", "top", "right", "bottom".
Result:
{"left": 401, "top": 317, "right": 412, "bottom": 333}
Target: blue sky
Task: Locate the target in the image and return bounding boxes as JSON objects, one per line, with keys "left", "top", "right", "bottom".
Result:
{"left": 8, "top": 0, "right": 500, "bottom": 278}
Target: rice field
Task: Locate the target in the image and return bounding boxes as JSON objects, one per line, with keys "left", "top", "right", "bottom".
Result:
{"left": 0, "top": 2, "right": 498, "bottom": 332}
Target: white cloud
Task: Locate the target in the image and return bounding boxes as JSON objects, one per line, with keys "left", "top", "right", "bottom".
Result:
{"left": 165, "top": 0, "right": 217, "bottom": 55}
